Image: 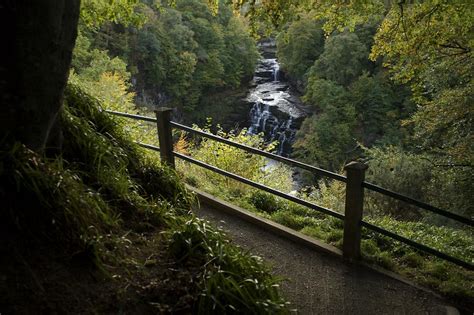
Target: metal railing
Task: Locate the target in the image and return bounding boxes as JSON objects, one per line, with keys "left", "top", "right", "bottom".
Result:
{"left": 105, "top": 108, "right": 473, "bottom": 270}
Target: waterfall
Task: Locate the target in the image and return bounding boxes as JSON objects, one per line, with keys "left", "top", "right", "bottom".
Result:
{"left": 248, "top": 101, "right": 295, "bottom": 156}
{"left": 246, "top": 48, "right": 305, "bottom": 157}
{"left": 273, "top": 63, "right": 280, "bottom": 82}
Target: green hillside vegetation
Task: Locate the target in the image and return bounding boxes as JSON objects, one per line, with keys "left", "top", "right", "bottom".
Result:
{"left": 75, "top": 0, "right": 258, "bottom": 115}
{"left": 273, "top": 4, "right": 473, "bottom": 220}
{"left": 0, "top": 85, "right": 288, "bottom": 313}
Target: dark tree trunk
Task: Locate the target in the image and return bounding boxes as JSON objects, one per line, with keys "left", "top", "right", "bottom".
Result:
{"left": 0, "top": 0, "right": 80, "bottom": 152}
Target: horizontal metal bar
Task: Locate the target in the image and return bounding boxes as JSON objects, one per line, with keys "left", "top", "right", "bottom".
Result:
{"left": 171, "top": 121, "right": 347, "bottom": 182}
{"left": 135, "top": 142, "right": 160, "bottom": 152}
{"left": 363, "top": 182, "right": 473, "bottom": 226}
{"left": 361, "top": 221, "right": 473, "bottom": 270}
{"left": 174, "top": 151, "right": 345, "bottom": 220}
{"left": 105, "top": 110, "right": 157, "bottom": 123}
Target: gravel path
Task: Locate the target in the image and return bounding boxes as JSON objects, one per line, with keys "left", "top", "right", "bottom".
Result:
{"left": 196, "top": 205, "right": 457, "bottom": 315}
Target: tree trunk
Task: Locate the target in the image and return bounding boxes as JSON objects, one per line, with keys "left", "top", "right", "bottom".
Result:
{"left": 0, "top": 0, "right": 80, "bottom": 152}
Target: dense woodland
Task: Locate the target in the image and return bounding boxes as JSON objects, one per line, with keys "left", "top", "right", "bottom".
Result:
{"left": 0, "top": 0, "right": 473, "bottom": 312}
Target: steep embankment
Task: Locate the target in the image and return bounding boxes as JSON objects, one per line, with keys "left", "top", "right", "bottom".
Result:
{"left": 0, "top": 84, "right": 289, "bottom": 314}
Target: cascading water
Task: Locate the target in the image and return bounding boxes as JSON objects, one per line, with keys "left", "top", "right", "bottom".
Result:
{"left": 273, "top": 61, "right": 280, "bottom": 82}
{"left": 246, "top": 45, "right": 306, "bottom": 157}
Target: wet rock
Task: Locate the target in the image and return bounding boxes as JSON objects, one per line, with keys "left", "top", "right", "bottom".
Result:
{"left": 275, "top": 85, "right": 289, "bottom": 92}
{"left": 255, "top": 69, "right": 274, "bottom": 78}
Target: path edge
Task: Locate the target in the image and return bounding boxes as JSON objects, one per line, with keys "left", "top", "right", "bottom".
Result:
{"left": 187, "top": 185, "right": 463, "bottom": 314}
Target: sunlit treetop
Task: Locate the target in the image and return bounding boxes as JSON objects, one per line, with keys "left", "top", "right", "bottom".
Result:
{"left": 80, "top": 0, "right": 148, "bottom": 28}
{"left": 231, "top": 0, "right": 385, "bottom": 33}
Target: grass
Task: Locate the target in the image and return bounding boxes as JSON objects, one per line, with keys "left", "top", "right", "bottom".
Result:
{"left": 0, "top": 83, "right": 290, "bottom": 314}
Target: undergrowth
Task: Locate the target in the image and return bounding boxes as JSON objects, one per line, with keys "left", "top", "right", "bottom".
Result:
{"left": 0, "top": 83, "right": 289, "bottom": 313}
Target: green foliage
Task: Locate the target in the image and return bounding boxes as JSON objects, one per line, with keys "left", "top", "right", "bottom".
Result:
{"left": 76, "top": 0, "right": 258, "bottom": 113}
{"left": 276, "top": 15, "right": 325, "bottom": 80}
{"left": 369, "top": 2, "right": 474, "bottom": 170}
{"left": 80, "top": 0, "right": 146, "bottom": 29}
{"left": 349, "top": 73, "right": 414, "bottom": 146}
{"left": 425, "top": 166, "right": 474, "bottom": 221}
{"left": 182, "top": 125, "right": 293, "bottom": 196}
{"left": 63, "top": 83, "right": 193, "bottom": 210}
{"left": 363, "top": 146, "right": 473, "bottom": 223}
{"left": 367, "top": 216, "right": 473, "bottom": 263}
{"left": 240, "top": 0, "right": 474, "bottom": 180}
{"left": 363, "top": 146, "right": 432, "bottom": 220}
{"left": 0, "top": 143, "right": 114, "bottom": 250}
{"left": 294, "top": 79, "right": 357, "bottom": 172}
{"left": 310, "top": 31, "right": 369, "bottom": 87}
{"left": 249, "top": 191, "right": 279, "bottom": 214}
{"left": 167, "top": 218, "right": 289, "bottom": 314}
{"left": 221, "top": 15, "right": 260, "bottom": 86}
{"left": 277, "top": 16, "right": 413, "bottom": 175}
{"left": 72, "top": 31, "right": 130, "bottom": 82}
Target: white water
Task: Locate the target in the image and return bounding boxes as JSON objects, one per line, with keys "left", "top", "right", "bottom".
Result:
{"left": 246, "top": 57, "right": 304, "bottom": 156}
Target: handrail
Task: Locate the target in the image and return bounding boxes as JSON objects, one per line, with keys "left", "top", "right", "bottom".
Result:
{"left": 361, "top": 221, "right": 473, "bottom": 270}
{"left": 363, "top": 182, "right": 473, "bottom": 226}
{"left": 174, "top": 151, "right": 345, "bottom": 220}
{"left": 105, "top": 109, "right": 346, "bottom": 181}
{"left": 106, "top": 109, "right": 473, "bottom": 270}
{"left": 106, "top": 109, "right": 472, "bottom": 226}
{"left": 136, "top": 142, "right": 160, "bottom": 152}
{"left": 105, "top": 109, "right": 157, "bottom": 123}
{"left": 171, "top": 121, "right": 347, "bottom": 182}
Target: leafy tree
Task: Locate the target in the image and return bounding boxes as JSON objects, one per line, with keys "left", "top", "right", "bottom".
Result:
{"left": 72, "top": 32, "right": 130, "bottom": 82}
{"left": 369, "top": 2, "right": 473, "bottom": 167}
{"left": 295, "top": 79, "right": 357, "bottom": 171}
{"left": 78, "top": 0, "right": 257, "bottom": 113}
{"left": 349, "top": 72, "right": 414, "bottom": 146}
{"left": 80, "top": 0, "right": 145, "bottom": 29}
{"left": 310, "top": 31, "right": 370, "bottom": 87}
{"left": 363, "top": 146, "right": 432, "bottom": 220}
{"left": 221, "top": 16, "right": 259, "bottom": 86}
{"left": 276, "top": 15, "right": 325, "bottom": 81}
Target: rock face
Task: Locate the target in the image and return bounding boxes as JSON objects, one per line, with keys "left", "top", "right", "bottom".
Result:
{"left": 245, "top": 39, "right": 309, "bottom": 156}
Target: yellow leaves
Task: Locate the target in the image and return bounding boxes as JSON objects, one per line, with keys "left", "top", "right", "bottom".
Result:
{"left": 206, "top": 0, "right": 219, "bottom": 15}
{"left": 174, "top": 133, "right": 189, "bottom": 155}
{"left": 80, "top": 0, "right": 146, "bottom": 29}
{"left": 93, "top": 72, "right": 136, "bottom": 112}
{"left": 371, "top": 1, "right": 473, "bottom": 87}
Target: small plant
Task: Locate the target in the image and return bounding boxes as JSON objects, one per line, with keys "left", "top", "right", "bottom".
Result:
{"left": 166, "top": 218, "right": 290, "bottom": 314}
{"left": 249, "top": 191, "right": 280, "bottom": 214}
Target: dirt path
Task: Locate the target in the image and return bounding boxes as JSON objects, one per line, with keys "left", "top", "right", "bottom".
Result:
{"left": 196, "top": 205, "right": 457, "bottom": 315}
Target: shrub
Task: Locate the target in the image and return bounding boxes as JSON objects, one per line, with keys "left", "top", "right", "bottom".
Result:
{"left": 249, "top": 191, "right": 280, "bottom": 214}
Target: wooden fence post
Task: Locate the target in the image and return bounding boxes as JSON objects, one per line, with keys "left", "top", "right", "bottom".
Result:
{"left": 343, "top": 161, "right": 368, "bottom": 260}
{"left": 155, "top": 107, "right": 175, "bottom": 169}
